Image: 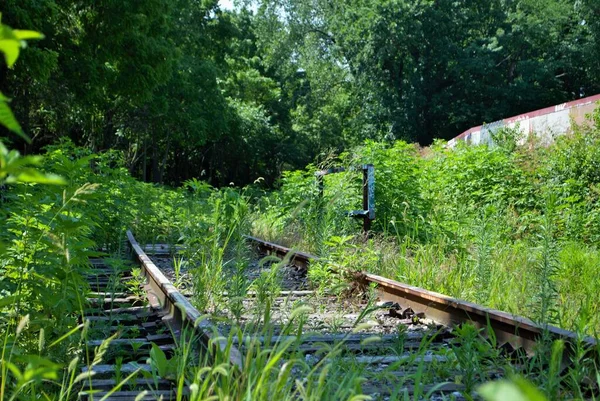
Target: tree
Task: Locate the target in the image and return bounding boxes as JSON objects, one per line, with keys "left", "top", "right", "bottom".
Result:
{"left": 255, "top": 0, "right": 600, "bottom": 144}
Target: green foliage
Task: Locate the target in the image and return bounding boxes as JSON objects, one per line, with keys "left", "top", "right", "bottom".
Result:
{"left": 256, "top": 0, "right": 599, "bottom": 146}
{"left": 450, "top": 324, "right": 501, "bottom": 393}
{"left": 479, "top": 377, "right": 548, "bottom": 401}
{"left": 352, "top": 141, "right": 428, "bottom": 237}
{"left": 0, "top": 142, "right": 64, "bottom": 184}
{"left": 538, "top": 111, "right": 600, "bottom": 242}
{"left": 309, "top": 235, "right": 379, "bottom": 296}
{"left": 0, "top": 13, "right": 43, "bottom": 141}
{"left": 148, "top": 343, "right": 179, "bottom": 381}
{"left": 491, "top": 125, "right": 524, "bottom": 153}
{"left": 253, "top": 106, "right": 600, "bottom": 339}
{"left": 5, "top": 0, "right": 599, "bottom": 187}
{"left": 424, "top": 142, "right": 535, "bottom": 212}
{"left": 178, "top": 186, "right": 250, "bottom": 312}
{"left": 2, "top": 2, "right": 600, "bottom": 400}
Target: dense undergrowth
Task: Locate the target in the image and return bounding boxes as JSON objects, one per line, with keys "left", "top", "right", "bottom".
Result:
{"left": 3, "top": 118, "right": 600, "bottom": 400}
{"left": 252, "top": 109, "right": 600, "bottom": 337}
{"left": 3, "top": 10, "right": 600, "bottom": 401}
{"left": 2, "top": 107, "right": 600, "bottom": 400}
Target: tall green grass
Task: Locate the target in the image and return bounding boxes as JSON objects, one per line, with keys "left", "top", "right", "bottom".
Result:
{"left": 251, "top": 113, "right": 600, "bottom": 336}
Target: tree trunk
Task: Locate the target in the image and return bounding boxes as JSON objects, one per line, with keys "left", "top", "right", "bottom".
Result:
{"left": 142, "top": 136, "right": 147, "bottom": 182}
{"left": 159, "top": 132, "right": 170, "bottom": 184}
{"left": 152, "top": 134, "right": 160, "bottom": 183}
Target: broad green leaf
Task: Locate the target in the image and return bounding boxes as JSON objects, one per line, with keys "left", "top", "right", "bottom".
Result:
{"left": 16, "top": 355, "right": 61, "bottom": 383}
{"left": 12, "top": 30, "right": 44, "bottom": 40}
{"left": 0, "top": 93, "right": 29, "bottom": 142}
{"left": 478, "top": 378, "right": 547, "bottom": 401}
{"left": 6, "top": 169, "right": 66, "bottom": 185}
{"left": 0, "top": 294, "right": 18, "bottom": 308}
{"left": 1, "top": 154, "right": 44, "bottom": 172}
{"left": 0, "top": 38, "right": 20, "bottom": 67}
{"left": 149, "top": 343, "right": 169, "bottom": 377}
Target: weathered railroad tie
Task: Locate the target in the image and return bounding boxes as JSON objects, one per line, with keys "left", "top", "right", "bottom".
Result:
{"left": 78, "top": 233, "right": 240, "bottom": 401}
{"left": 134, "top": 235, "right": 598, "bottom": 399}
{"left": 81, "top": 258, "right": 178, "bottom": 400}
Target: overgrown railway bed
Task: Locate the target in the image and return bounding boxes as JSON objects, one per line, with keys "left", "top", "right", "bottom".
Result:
{"left": 82, "top": 258, "right": 179, "bottom": 400}
{"left": 79, "top": 231, "right": 597, "bottom": 400}
{"left": 79, "top": 232, "right": 233, "bottom": 401}
{"left": 135, "top": 234, "right": 597, "bottom": 400}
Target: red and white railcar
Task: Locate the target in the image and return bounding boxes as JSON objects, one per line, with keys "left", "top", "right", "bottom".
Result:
{"left": 448, "top": 94, "right": 600, "bottom": 147}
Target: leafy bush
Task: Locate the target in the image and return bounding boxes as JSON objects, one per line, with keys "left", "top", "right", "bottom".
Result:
{"left": 537, "top": 108, "right": 600, "bottom": 242}
{"left": 251, "top": 106, "right": 600, "bottom": 338}
{"left": 423, "top": 142, "right": 535, "bottom": 213}
{"left": 352, "top": 140, "right": 429, "bottom": 238}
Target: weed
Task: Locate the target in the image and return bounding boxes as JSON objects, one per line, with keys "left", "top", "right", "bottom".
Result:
{"left": 172, "top": 256, "right": 186, "bottom": 288}
{"left": 227, "top": 240, "right": 251, "bottom": 323}
{"left": 533, "top": 195, "right": 560, "bottom": 326}
{"left": 114, "top": 356, "right": 124, "bottom": 384}
{"left": 251, "top": 256, "right": 283, "bottom": 326}
{"left": 450, "top": 324, "right": 501, "bottom": 393}
{"left": 126, "top": 268, "right": 147, "bottom": 299}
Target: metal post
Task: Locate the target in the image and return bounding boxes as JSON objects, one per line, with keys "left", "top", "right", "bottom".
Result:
{"left": 315, "top": 164, "right": 375, "bottom": 234}
{"left": 362, "top": 164, "right": 375, "bottom": 233}
{"left": 362, "top": 167, "right": 370, "bottom": 232}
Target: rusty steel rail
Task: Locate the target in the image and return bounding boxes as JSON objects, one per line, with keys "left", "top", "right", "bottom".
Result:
{"left": 245, "top": 235, "right": 596, "bottom": 356}
{"left": 127, "top": 230, "right": 243, "bottom": 368}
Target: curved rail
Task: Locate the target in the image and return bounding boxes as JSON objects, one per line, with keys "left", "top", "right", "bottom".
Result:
{"left": 127, "top": 230, "right": 243, "bottom": 368}
{"left": 244, "top": 235, "right": 596, "bottom": 357}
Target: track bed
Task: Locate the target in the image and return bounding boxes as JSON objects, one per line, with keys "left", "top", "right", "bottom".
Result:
{"left": 81, "top": 258, "right": 179, "bottom": 401}
{"left": 149, "top": 250, "right": 509, "bottom": 399}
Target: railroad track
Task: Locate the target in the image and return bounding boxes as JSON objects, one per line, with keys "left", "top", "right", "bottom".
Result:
{"left": 240, "top": 236, "right": 599, "bottom": 397}
{"left": 245, "top": 236, "right": 595, "bottom": 354}
{"left": 81, "top": 257, "right": 178, "bottom": 400}
{"left": 79, "top": 232, "right": 239, "bottom": 401}
{"left": 82, "top": 231, "right": 596, "bottom": 400}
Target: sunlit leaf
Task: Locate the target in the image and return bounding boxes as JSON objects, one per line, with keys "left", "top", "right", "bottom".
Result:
{"left": 0, "top": 93, "right": 29, "bottom": 141}
{"left": 478, "top": 378, "right": 547, "bottom": 401}
{"left": 149, "top": 343, "right": 169, "bottom": 377}
{"left": 12, "top": 30, "right": 44, "bottom": 40}
{"left": 0, "top": 38, "right": 20, "bottom": 67}
{"left": 4, "top": 361, "right": 23, "bottom": 382}
{"left": 16, "top": 355, "right": 61, "bottom": 384}
{"left": 6, "top": 170, "right": 66, "bottom": 185}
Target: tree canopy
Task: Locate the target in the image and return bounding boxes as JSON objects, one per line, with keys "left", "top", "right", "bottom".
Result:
{"left": 1, "top": 0, "right": 599, "bottom": 186}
